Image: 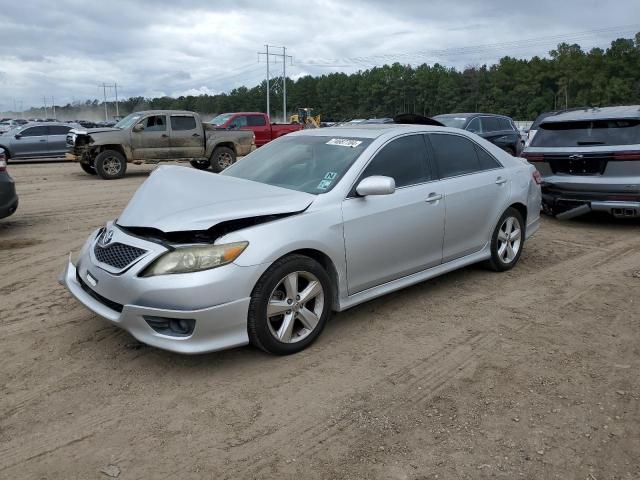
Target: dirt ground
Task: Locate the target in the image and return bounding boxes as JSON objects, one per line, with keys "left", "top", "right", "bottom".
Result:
{"left": 1, "top": 161, "right": 639, "bottom": 480}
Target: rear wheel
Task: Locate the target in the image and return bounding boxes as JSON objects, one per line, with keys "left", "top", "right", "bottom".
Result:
{"left": 210, "top": 146, "right": 236, "bottom": 173}
{"left": 80, "top": 162, "right": 96, "bottom": 175}
{"left": 190, "top": 159, "right": 210, "bottom": 170}
{"left": 487, "top": 207, "right": 525, "bottom": 271}
{"left": 95, "top": 150, "right": 127, "bottom": 180}
{"left": 248, "top": 255, "right": 332, "bottom": 355}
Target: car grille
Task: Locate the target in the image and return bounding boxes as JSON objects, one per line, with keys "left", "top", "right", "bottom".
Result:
{"left": 94, "top": 242, "right": 147, "bottom": 270}
{"left": 546, "top": 153, "right": 611, "bottom": 175}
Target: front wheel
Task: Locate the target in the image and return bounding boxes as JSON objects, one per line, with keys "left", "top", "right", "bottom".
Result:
{"left": 95, "top": 150, "right": 127, "bottom": 180}
{"left": 210, "top": 146, "right": 236, "bottom": 173}
{"left": 487, "top": 207, "right": 525, "bottom": 271}
{"left": 80, "top": 162, "right": 96, "bottom": 175}
{"left": 248, "top": 255, "right": 333, "bottom": 355}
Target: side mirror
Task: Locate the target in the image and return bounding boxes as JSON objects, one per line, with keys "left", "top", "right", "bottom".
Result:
{"left": 356, "top": 176, "right": 395, "bottom": 196}
{"left": 14, "top": 133, "right": 22, "bottom": 139}
{"left": 132, "top": 123, "right": 144, "bottom": 132}
{"left": 227, "top": 124, "right": 237, "bottom": 130}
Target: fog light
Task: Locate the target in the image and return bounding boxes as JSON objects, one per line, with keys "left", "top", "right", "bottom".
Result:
{"left": 144, "top": 316, "right": 195, "bottom": 337}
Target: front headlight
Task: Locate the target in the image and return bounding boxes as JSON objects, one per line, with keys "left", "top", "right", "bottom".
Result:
{"left": 141, "top": 241, "right": 248, "bottom": 277}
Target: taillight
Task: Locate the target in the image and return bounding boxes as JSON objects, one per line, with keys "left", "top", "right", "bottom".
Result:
{"left": 521, "top": 152, "right": 544, "bottom": 162}
{"left": 532, "top": 170, "right": 542, "bottom": 185}
{"left": 0, "top": 154, "right": 6, "bottom": 172}
{"left": 613, "top": 151, "right": 640, "bottom": 161}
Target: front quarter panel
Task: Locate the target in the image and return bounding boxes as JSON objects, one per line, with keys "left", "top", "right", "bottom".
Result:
{"left": 220, "top": 203, "right": 348, "bottom": 299}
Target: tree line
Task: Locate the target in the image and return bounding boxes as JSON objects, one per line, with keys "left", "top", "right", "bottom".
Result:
{"left": 23, "top": 33, "right": 640, "bottom": 122}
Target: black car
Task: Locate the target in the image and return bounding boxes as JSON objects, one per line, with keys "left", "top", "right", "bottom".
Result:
{"left": 434, "top": 113, "right": 524, "bottom": 156}
{"left": 0, "top": 148, "right": 18, "bottom": 219}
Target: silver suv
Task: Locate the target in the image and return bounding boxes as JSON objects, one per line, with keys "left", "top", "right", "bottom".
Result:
{"left": 523, "top": 106, "right": 640, "bottom": 219}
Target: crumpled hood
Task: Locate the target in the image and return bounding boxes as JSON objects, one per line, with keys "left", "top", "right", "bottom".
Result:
{"left": 117, "top": 165, "right": 315, "bottom": 232}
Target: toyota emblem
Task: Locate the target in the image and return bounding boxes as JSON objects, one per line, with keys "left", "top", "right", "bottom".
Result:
{"left": 101, "top": 229, "right": 114, "bottom": 246}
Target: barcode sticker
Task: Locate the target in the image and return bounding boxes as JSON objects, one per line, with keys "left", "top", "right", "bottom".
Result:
{"left": 326, "top": 138, "right": 362, "bottom": 148}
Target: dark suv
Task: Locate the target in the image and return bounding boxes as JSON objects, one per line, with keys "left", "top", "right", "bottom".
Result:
{"left": 0, "top": 148, "right": 18, "bottom": 219}
{"left": 434, "top": 113, "right": 524, "bottom": 156}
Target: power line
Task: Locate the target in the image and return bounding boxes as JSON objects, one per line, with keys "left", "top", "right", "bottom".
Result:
{"left": 258, "top": 45, "right": 293, "bottom": 121}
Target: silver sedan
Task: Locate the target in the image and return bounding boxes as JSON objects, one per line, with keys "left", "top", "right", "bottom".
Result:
{"left": 61, "top": 124, "right": 542, "bottom": 355}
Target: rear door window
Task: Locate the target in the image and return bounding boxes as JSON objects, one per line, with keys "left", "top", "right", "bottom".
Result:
{"left": 531, "top": 119, "right": 640, "bottom": 147}
{"left": 498, "top": 118, "right": 512, "bottom": 131}
{"left": 481, "top": 116, "right": 500, "bottom": 132}
{"left": 49, "top": 125, "right": 71, "bottom": 135}
{"left": 429, "top": 133, "right": 482, "bottom": 178}
{"left": 358, "top": 134, "right": 432, "bottom": 188}
{"left": 170, "top": 115, "right": 197, "bottom": 131}
{"left": 466, "top": 117, "right": 482, "bottom": 133}
{"left": 247, "top": 115, "right": 266, "bottom": 127}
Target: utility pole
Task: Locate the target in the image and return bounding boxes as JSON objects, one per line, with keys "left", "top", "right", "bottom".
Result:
{"left": 114, "top": 83, "right": 119, "bottom": 117}
{"left": 102, "top": 83, "right": 109, "bottom": 121}
{"left": 51, "top": 96, "right": 56, "bottom": 119}
{"left": 43, "top": 96, "right": 48, "bottom": 119}
{"left": 258, "top": 45, "right": 292, "bottom": 121}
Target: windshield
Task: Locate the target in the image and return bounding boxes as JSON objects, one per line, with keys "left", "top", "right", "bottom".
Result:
{"left": 531, "top": 119, "right": 640, "bottom": 147}
{"left": 221, "top": 135, "right": 372, "bottom": 194}
{"left": 115, "top": 113, "right": 143, "bottom": 129}
{"left": 208, "top": 113, "right": 234, "bottom": 126}
{"left": 434, "top": 115, "right": 468, "bottom": 129}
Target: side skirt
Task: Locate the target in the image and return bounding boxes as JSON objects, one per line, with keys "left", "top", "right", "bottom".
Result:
{"left": 337, "top": 247, "right": 491, "bottom": 312}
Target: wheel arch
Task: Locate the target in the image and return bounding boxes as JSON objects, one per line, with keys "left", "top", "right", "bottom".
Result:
{"left": 277, "top": 248, "right": 340, "bottom": 310}
{"left": 92, "top": 144, "right": 128, "bottom": 160}
{"left": 507, "top": 202, "right": 528, "bottom": 235}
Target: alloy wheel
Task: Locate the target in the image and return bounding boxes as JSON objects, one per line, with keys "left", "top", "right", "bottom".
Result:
{"left": 103, "top": 156, "right": 122, "bottom": 176}
{"left": 266, "top": 271, "right": 325, "bottom": 343}
{"left": 497, "top": 216, "right": 522, "bottom": 263}
{"left": 217, "top": 152, "right": 234, "bottom": 169}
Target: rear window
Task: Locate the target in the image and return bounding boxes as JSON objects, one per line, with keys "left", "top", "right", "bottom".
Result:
{"left": 531, "top": 119, "right": 640, "bottom": 147}
{"left": 171, "top": 115, "right": 197, "bottom": 131}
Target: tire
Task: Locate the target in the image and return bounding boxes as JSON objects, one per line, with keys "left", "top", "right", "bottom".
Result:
{"left": 248, "top": 254, "right": 333, "bottom": 355}
{"left": 95, "top": 150, "right": 127, "bottom": 180}
{"left": 210, "top": 146, "right": 236, "bottom": 173}
{"left": 80, "top": 162, "right": 97, "bottom": 175}
{"left": 487, "top": 207, "right": 525, "bottom": 272}
{"left": 190, "top": 159, "right": 210, "bottom": 170}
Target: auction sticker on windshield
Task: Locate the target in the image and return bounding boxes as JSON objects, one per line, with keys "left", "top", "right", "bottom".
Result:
{"left": 326, "top": 138, "right": 363, "bottom": 148}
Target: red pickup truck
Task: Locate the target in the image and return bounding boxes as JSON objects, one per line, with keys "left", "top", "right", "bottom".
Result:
{"left": 207, "top": 112, "right": 302, "bottom": 147}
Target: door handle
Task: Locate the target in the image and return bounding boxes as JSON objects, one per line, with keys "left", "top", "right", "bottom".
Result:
{"left": 40, "top": 139, "right": 47, "bottom": 142}
{"left": 495, "top": 177, "right": 507, "bottom": 185}
{"left": 192, "top": 133, "right": 200, "bottom": 137}
{"left": 426, "top": 193, "right": 443, "bottom": 203}
{"left": 161, "top": 134, "right": 169, "bottom": 138}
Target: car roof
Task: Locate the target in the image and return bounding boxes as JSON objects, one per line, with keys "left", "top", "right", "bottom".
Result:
{"left": 541, "top": 105, "right": 640, "bottom": 123}
{"left": 290, "top": 124, "right": 461, "bottom": 139}
{"left": 129, "top": 110, "right": 195, "bottom": 116}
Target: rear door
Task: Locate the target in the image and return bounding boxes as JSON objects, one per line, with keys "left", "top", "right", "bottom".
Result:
{"left": 169, "top": 114, "right": 204, "bottom": 158}
{"left": 427, "top": 133, "right": 509, "bottom": 262}
{"left": 131, "top": 115, "right": 170, "bottom": 160}
{"left": 342, "top": 134, "right": 445, "bottom": 294}
{"left": 47, "top": 125, "right": 72, "bottom": 156}
{"left": 12, "top": 126, "right": 49, "bottom": 158}
{"left": 247, "top": 114, "right": 270, "bottom": 146}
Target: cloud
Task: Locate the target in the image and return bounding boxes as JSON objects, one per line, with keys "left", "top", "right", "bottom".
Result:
{"left": 0, "top": 0, "right": 638, "bottom": 111}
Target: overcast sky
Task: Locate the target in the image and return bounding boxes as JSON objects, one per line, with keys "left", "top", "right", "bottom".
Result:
{"left": 0, "top": 0, "right": 638, "bottom": 112}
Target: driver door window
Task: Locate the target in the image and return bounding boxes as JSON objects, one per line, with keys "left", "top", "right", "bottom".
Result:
{"left": 230, "top": 116, "right": 248, "bottom": 128}
{"left": 466, "top": 117, "right": 482, "bottom": 134}
{"left": 140, "top": 115, "right": 166, "bottom": 131}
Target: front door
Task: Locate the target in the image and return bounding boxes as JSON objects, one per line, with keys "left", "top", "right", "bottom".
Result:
{"left": 342, "top": 134, "right": 445, "bottom": 294}
{"left": 12, "top": 125, "right": 49, "bottom": 158}
{"left": 131, "top": 115, "right": 170, "bottom": 160}
{"left": 427, "top": 133, "right": 509, "bottom": 262}
{"left": 169, "top": 114, "right": 204, "bottom": 158}
{"left": 246, "top": 114, "right": 270, "bottom": 147}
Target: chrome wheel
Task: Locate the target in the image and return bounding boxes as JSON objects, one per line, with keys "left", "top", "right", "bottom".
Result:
{"left": 266, "top": 271, "right": 325, "bottom": 343}
{"left": 103, "top": 156, "right": 122, "bottom": 176}
{"left": 216, "top": 152, "right": 234, "bottom": 169}
{"left": 497, "top": 215, "right": 522, "bottom": 263}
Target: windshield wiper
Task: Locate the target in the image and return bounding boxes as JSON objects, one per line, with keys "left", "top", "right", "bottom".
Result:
{"left": 576, "top": 141, "right": 605, "bottom": 145}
